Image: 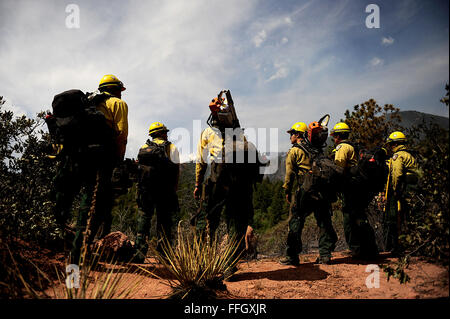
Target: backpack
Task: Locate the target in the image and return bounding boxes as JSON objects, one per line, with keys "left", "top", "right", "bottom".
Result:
{"left": 297, "top": 142, "right": 345, "bottom": 201}
{"left": 137, "top": 140, "right": 177, "bottom": 190}
{"left": 45, "top": 89, "right": 113, "bottom": 157}
{"left": 210, "top": 133, "right": 262, "bottom": 187}
{"left": 348, "top": 147, "right": 389, "bottom": 195}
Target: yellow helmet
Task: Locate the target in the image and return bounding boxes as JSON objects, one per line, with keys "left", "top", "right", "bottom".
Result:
{"left": 98, "top": 74, "right": 126, "bottom": 91}
{"left": 330, "top": 122, "right": 350, "bottom": 135}
{"left": 287, "top": 122, "right": 307, "bottom": 134}
{"left": 386, "top": 131, "right": 407, "bottom": 143}
{"left": 148, "top": 122, "right": 169, "bottom": 136}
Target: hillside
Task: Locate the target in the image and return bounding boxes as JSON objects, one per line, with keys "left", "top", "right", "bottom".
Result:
{"left": 396, "top": 110, "right": 449, "bottom": 130}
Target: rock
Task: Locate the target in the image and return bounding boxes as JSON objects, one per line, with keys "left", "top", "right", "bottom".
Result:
{"left": 95, "top": 231, "right": 135, "bottom": 262}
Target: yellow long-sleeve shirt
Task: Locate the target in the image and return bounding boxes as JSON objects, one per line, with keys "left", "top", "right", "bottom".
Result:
{"left": 195, "top": 126, "right": 225, "bottom": 185}
{"left": 282, "top": 144, "right": 312, "bottom": 194}
{"left": 195, "top": 126, "right": 251, "bottom": 185}
{"left": 333, "top": 141, "right": 357, "bottom": 169}
{"left": 388, "top": 145, "right": 418, "bottom": 193}
{"left": 96, "top": 93, "right": 128, "bottom": 160}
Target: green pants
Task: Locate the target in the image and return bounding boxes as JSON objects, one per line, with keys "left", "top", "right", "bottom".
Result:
{"left": 52, "top": 155, "right": 82, "bottom": 228}
{"left": 384, "top": 194, "right": 408, "bottom": 254}
{"left": 196, "top": 179, "right": 254, "bottom": 262}
{"left": 134, "top": 187, "right": 179, "bottom": 260}
{"left": 285, "top": 189, "right": 337, "bottom": 259}
{"left": 342, "top": 189, "right": 378, "bottom": 258}
{"left": 70, "top": 157, "right": 114, "bottom": 264}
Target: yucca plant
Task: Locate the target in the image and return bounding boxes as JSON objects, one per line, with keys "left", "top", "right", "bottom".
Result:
{"left": 140, "top": 223, "right": 243, "bottom": 299}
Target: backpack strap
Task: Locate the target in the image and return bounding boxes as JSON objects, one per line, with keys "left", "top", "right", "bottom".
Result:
{"left": 293, "top": 141, "right": 321, "bottom": 159}
{"left": 162, "top": 140, "right": 172, "bottom": 158}
{"left": 146, "top": 139, "right": 172, "bottom": 158}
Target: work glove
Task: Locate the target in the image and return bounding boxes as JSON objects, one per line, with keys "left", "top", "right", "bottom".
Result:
{"left": 194, "top": 185, "right": 201, "bottom": 200}
{"left": 245, "top": 225, "right": 254, "bottom": 251}
{"left": 285, "top": 192, "right": 292, "bottom": 205}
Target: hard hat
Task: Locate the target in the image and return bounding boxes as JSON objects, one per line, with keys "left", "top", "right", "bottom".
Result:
{"left": 148, "top": 122, "right": 169, "bottom": 136}
{"left": 98, "top": 74, "right": 126, "bottom": 91}
{"left": 287, "top": 122, "right": 307, "bottom": 134}
{"left": 330, "top": 122, "right": 350, "bottom": 135}
{"left": 386, "top": 131, "right": 407, "bottom": 144}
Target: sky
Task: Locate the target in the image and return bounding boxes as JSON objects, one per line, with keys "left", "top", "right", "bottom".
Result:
{"left": 0, "top": 0, "right": 448, "bottom": 161}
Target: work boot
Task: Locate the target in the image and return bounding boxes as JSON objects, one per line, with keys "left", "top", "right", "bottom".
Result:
{"left": 279, "top": 256, "right": 300, "bottom": 266}
{"left": 314, "top": 256, "right": 331, "bottom": 265}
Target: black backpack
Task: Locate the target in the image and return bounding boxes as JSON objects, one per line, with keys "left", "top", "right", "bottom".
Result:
{"left": 45, "top": 89, "right": 113, "bottom": 157}
{"left": 297, "top": 141, "right": 345, "bottom": 201}
{"left": 349, "top": 147, "right": 388, "bottom": 195}
{"left": 137, "top": 140, "right": 177, "bottom": 189}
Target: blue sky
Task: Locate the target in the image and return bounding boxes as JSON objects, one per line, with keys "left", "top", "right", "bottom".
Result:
{"left": 0, "top": 0, "right": 448, "bottom": 160}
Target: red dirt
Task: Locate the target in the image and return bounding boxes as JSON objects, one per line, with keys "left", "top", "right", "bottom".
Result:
{"left": 124, "top": 252, "right": 448, "bottom": 299}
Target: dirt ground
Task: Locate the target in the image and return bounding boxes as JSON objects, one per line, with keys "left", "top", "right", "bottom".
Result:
{"left": 7, "top": 237, "right": 448, "bottom": 300}
{"left": 124, "top": 251, "right": 448, "bottom": 299}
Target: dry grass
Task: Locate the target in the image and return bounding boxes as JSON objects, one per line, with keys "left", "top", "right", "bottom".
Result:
{"left": 3, "top": 241, "right": 147, "bottom": 299}
{"left": 50, "top": 246, "right": 146, "bottom": 299}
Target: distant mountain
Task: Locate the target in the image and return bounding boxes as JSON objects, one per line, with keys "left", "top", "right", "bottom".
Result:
{"left": 395, "top": 111, "right": 449, "bottom": 130}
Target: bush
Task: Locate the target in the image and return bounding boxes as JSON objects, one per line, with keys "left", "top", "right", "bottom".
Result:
{"left": 402, "top": 113, "right": 449, "bottom": 262}
{"left": 0, "top": 98, "right": 59, "bottom": 244}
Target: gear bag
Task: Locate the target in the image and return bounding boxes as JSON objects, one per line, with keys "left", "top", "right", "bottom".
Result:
{"left": 137, "top": 140, "right": 177, "bottom": 190}
{"left": 297, "top": 142, "right": 345, "bottom": 201}
{"left": 45, "top": 89, "right": 113, "bottom": 157}
{"left": 349, "top": 147, "right": 388, "bottom": 194}
{"left": 210, "top": 132, "right": 262, "bottom": 187}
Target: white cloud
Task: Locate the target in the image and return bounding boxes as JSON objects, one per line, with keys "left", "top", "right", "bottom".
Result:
{"left": 381, "top": 36, "right": 395, "bottom": 46}
{"left": 0, "top": 0, "right": 448, "bottom": 158}
{"left": 0, "top": 0, "right": 256, "bottom": 159}
{"left": 237, "top": 44, "right": 449, "bottom": 151}
{"left": 266, "top": 63, "right": 289, "bottom": 82}
{"left": 370, "top": 57, "right": 384, "bottom": 67}
{"left": 250, "top": 14, "right": 293, "bottom": 48}
{"left": 253, "top": 30, "right": 267, "bottom": 48}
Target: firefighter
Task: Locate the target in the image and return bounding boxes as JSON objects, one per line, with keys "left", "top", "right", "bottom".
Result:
{"left": 133, "top": 122, "right": 180, "bottom": 263}
{"left": 384, "top": 131, "right": 418, "bottom": 255}
{"left": 193, "top": 91, "right": 259, "bottom": 279}
{"left": 330, "top": 122, "right": 378, "bottom": 260}
{"left": 70, "top": 74, "right": 129, "bottom": 264}
{"left": 279, "top": 119, "right": 338, "bottom": 266}
{"left": 284, "top": 122, "right": 308, "bottom": 206}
